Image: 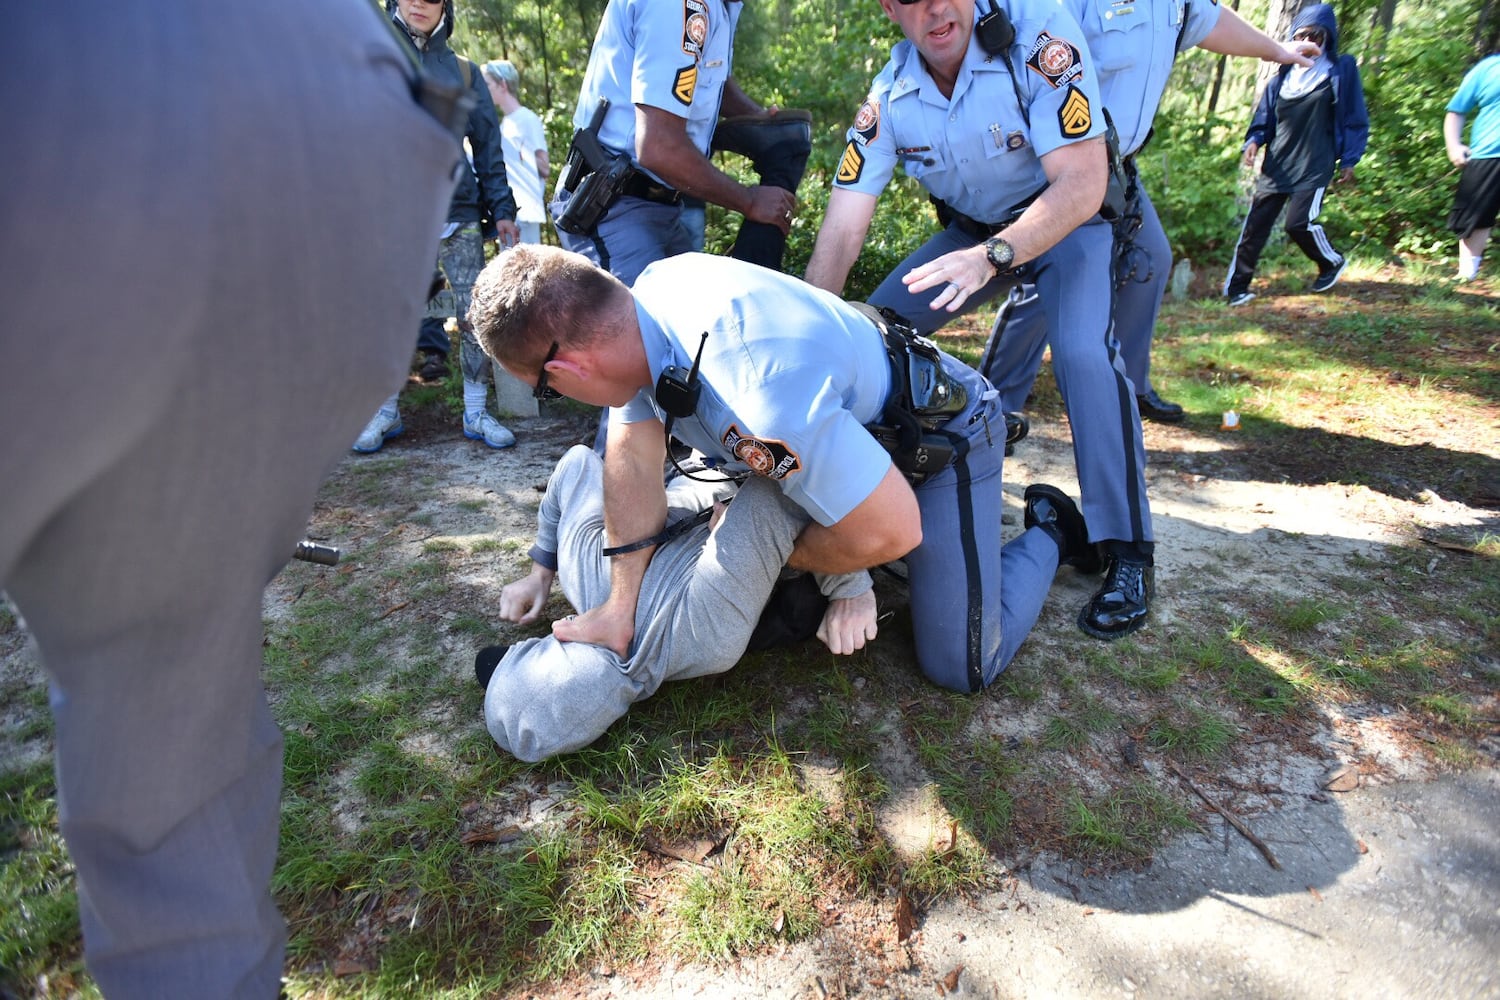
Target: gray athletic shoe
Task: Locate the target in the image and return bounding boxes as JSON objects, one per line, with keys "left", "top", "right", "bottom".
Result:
{"left": 463, "top": 411, "right": 516, "bottom": 449}
{"left": 353, "top": 409, "right": 402, "bottom": 453}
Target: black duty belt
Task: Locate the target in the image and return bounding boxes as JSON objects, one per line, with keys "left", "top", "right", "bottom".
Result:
{"left": 850, "top": 303, "right": 971, "bottom": 485}
{"left": 931, "top": 190, "right": 1043, "bottom": 242}
{"left": 621, "top": 173, "right": 682, "bottom": 206}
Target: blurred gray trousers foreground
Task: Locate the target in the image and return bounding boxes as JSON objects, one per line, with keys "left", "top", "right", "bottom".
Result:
{"left": 0, "top": 1, "right": 458, "bottom": 996}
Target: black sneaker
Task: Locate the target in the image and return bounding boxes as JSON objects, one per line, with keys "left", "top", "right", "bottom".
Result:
{"left": 1310, "top": 260, "right": 1347, "bottom": 293}
{"left": 419, "top": 350, "right": 449, "bottom": 382}
{"left": 474, "top": 645, "right": 509, "bottom": 688}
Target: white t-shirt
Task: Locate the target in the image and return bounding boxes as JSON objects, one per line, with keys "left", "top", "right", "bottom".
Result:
{"left": 500, "top": 106, "right": 548, "bottom": 223}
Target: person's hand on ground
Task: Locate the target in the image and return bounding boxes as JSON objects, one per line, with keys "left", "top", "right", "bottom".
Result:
{"left": 499, "top": 565, "right": 555, "bottom": 623}
{"left": 816, "top": 589, "right": 878, "bottom": 655}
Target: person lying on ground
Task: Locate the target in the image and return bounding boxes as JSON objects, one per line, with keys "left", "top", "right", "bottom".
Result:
{"left": 476, "top": 444, "right": 873, "bottom": 761}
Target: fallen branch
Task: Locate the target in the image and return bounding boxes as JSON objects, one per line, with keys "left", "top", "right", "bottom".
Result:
{"left": 1167, "top": 761, "right": 1282, "bottom": 870}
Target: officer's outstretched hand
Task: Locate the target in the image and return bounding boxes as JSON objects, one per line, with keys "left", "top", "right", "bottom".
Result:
{"left": 499, "top": 564, "right": 556, "bottom": 624}
{"left": 553, "top": 600, "right": 635, "bottom": 659}
{"left": 903, "top": 244, "right": 1001, "bottom": 314}
{"left": 817, "top": 589, "right": 878, "bottom": 656}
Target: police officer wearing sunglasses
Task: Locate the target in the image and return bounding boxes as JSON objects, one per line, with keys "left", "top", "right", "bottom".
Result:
{"left": 806, "top": 0, "right": 1158, "bottom": 641}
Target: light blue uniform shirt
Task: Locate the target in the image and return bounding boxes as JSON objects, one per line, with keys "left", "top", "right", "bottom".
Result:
{"left": 571, "top": 0, "right": 741, "bottom": 185}
{"left": 833, "top": 1, "right": 1105, "bottom": 223}
{"left": 617, "top": 254, "right": 894, "bottom": 527}
{"left": 1449, "top": 54, "right": 1500, "bottom": 160}
{"left": 1066, "top": 0, "right": 1219, "bottom": 155}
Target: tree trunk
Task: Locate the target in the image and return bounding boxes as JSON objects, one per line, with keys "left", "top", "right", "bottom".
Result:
{"left": 1363, "top": 0, "right": 1398, "bottom": 83}
{"left": 1478, "top": 0, "right": 1500, "bottom": 55}
{"left": 1253, "top": 0, "right": 1303, "bottom": 102}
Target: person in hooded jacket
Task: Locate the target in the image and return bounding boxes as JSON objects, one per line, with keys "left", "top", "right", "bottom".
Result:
{"left": 1222, "top": 2, "right": 1368, "bottom": 305}
{"left": 355, "top": 0, "right": 524, "bottom": 453}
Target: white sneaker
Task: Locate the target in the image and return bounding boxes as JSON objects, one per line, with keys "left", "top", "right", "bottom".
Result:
{"left": 353, "top": 409, "right": 402, "bottom": 453}
{"left": 463, "top": 411, "right": 516, "bottom": 449}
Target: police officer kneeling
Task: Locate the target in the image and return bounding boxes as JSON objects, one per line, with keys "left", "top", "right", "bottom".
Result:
{"left": 469, "top": 246, "right": 1097, "bottom": 694}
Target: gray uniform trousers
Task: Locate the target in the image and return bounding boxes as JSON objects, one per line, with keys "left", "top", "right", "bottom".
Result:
{"left": 0, "top": 3, "right": 457, "bottom": 996}
{"left": 899, "top": 361, "right": 1064, "bottom": 693}
{"left": 485, "top": 446, "right": 869, "bottom": 761}
{"left": 872, "top": 219, "right": 1154, "bottom": 546}
{"left": 987, "top": 185, "right": 1172, "bottom": 406}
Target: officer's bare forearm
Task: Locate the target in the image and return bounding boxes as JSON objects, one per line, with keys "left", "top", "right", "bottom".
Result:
{"left": 719, "top": 77, "right": 762, "bottom": 118}
{"left": 805, "top": 189, "right": 879, "bottom": 294}
{"left": 999, "top": 138, "right": 1107, "bottom": 264}
{"left": 600, "top": 420, "right": 668, "bottom": 616}
{"left": 1200, "top": 7, "right": 1313, "bottom": 64}
{"left": 786, "top": 464, "right": 921, "bottom": 573}
{"left": 788, "top": 521, "right": 917, "bottom": 574}
{"left": 635, "top": 104, "right": 762, "bottom": 215}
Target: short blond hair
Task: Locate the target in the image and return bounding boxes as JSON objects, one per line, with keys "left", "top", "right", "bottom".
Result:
{"left": 468, "top": 245, "right": 631, "bottom": 371}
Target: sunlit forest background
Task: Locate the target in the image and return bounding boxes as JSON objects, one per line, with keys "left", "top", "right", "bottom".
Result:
{"left": 448, "top": 0, "right": 1498, "bottom": 297}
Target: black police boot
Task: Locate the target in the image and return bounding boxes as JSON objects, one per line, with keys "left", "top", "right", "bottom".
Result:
{"left": 1023, "top": 484, "right": 1101, "bottom": 574}
{"left": 1079, "top": 543, "right": 1154, "bottom": 640}
{"left": 1136, "top": 387, "right": 1184, "bottom": 424}
{"left": 1004, "top": 411, "right": 1028, "bottom": 456}
{"left": 474, "top": 645, "right": 509, "bottom": 689}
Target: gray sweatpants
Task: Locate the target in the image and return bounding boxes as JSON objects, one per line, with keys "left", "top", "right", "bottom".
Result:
{"left": 1, "top": 3, "right": 457, "bottom": 996}
{"left": 485, "top": 446, "right": 868, "bottom": 761}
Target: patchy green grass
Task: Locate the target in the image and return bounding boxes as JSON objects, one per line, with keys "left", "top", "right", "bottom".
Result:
{"left": 1064, "top": 781, "right": 1196, "bottom": 861}
{"left": 2, "top": 260, "right": 1496, "bottom": 997}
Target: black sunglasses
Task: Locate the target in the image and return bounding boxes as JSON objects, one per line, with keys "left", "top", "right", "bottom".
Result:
{"left": 533, "top": 341, "right": 562, "bottom": 401}
{"left": 1292, "top": 28, "right": 1325, "bottom": 41}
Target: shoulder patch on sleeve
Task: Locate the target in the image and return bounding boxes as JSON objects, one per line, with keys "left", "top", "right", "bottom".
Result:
{"left": 723, "top": 426, "right": 801, "bottom": 480}
{"left": 1058, "top": 83, "right": 1092, "bottom": 138}
{"left": 682, "top": 0, "right": 710, "bottom": 59}
{"left": 672, "top": 65, "right": 698, "bottom": 106}
{"left": 836, "top": 141, "right": 866, "bottom": 185}
{"left": 1026, "top": 32, "right": 1084, "bottom": 89}
{"left": 853, "top": 100, "right": 880, "bottom": 145}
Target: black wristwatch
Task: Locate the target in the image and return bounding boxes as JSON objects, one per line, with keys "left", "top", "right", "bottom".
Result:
{"left": 984, "top": 235, "right": 1016, "bottom": 274}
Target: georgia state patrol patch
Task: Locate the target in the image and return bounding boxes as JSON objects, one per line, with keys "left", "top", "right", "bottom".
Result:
{"left": 682, "top": 0, "right": 709, "bottom": 60}
{"left": 836, "top": 140, "right": 865, "bottom": 184}
{"left": 1058, "top": 83, "right": 1092, "bottom": 137}
{"left": 853, "top": 100, "right": 880, "bottom": 145}
{"left": 672, "top": 65, "right": 698, "bottom": 105}
{"left": 722, "top": 425, "right": 801, "bottom": 480}
{"left": 1026, "top": 33, "right": 1084, "bottom": 88}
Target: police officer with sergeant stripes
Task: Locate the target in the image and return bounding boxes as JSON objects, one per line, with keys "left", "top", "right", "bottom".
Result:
{"left": 804, "top": 0, "right": 1156, "bottom": 640}
{"left": 551, "top": 0, "right": 794, "bottom": 286}
{"left": 989, "top": 0, "right": 1317, "bottom": 427}
{"left": 468, "top": 245, "right": 1097, "bottom": 694}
